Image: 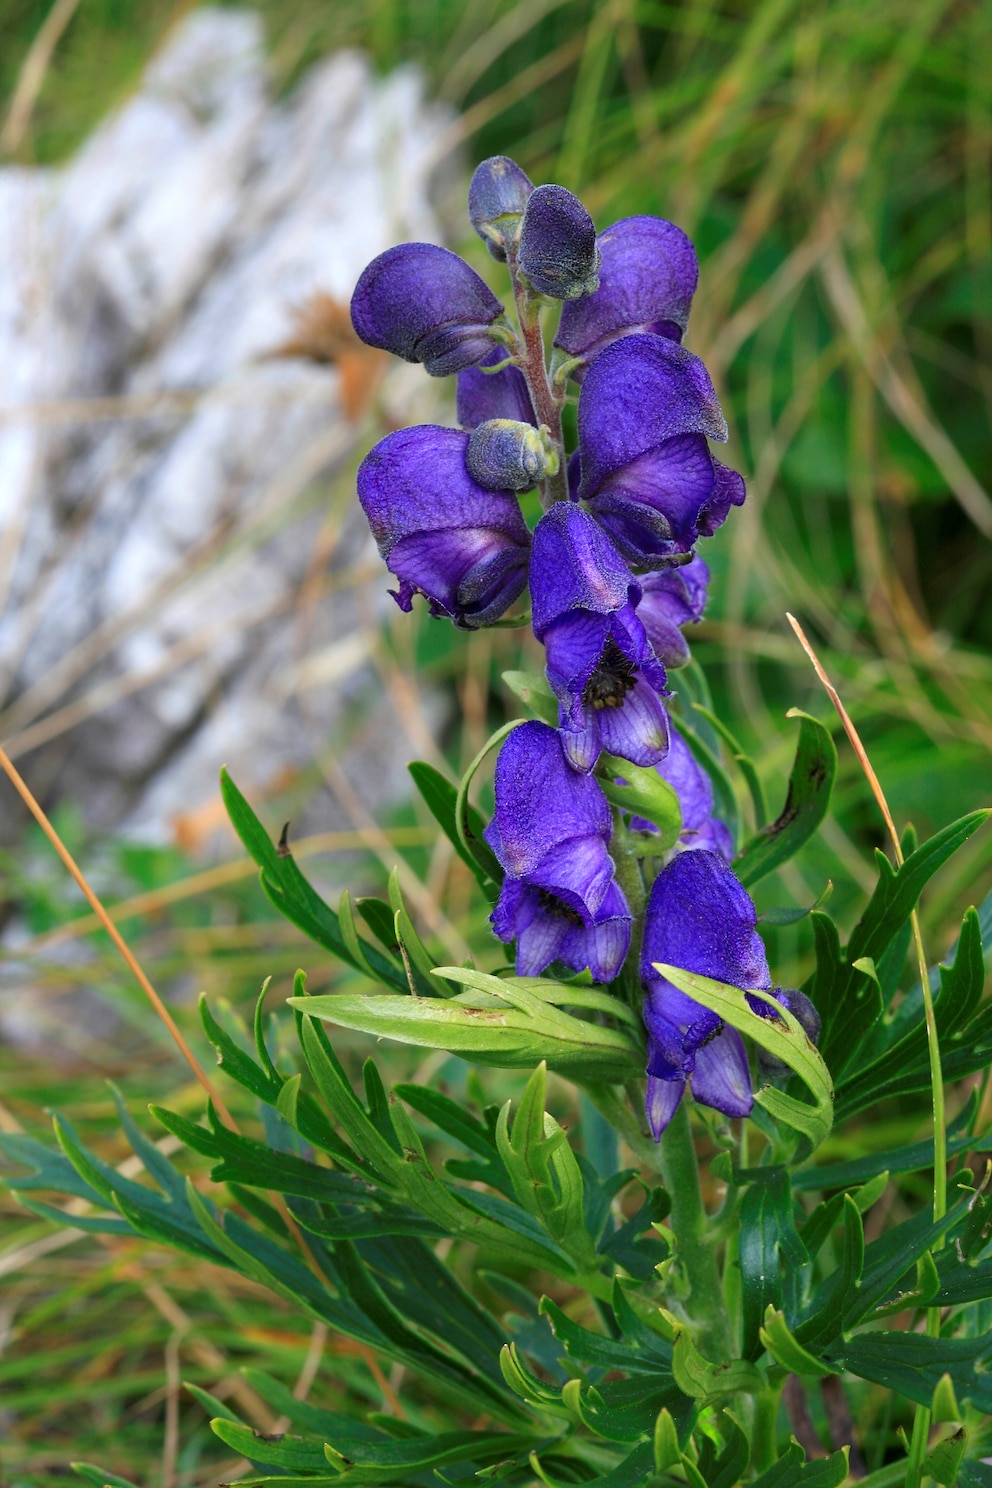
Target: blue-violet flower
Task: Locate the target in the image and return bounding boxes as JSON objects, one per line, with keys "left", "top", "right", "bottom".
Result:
{"left": 628, "top": 725, "right": 734, "bottom": 860}
{"left": 357, "top": 425, "right": 531, "bottom": 627}
{"left": 485, "top": 721, "right": 631, "bottom": 980}
{"left": 577, "top": 334, "right": 745, "bottom": 566}
{"left": 457, "top": 347, "right": 536, "bottom": 431}
{"left": 351, "top": 243, "right": 508, "bottom": 377}
{"left": 530, "top": 502, "right": 670, "bottom": 772}
{"left": 556, "top": 215, "right": 698, "bottom": 372}
{"left": 635, "top": 555, "right": 710, "bottom": 668}
{"left": 640, "top": 850, "right": 780, "bottom": 1137}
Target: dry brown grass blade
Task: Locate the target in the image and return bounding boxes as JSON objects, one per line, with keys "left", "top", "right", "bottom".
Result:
{"left": 0, "top": 0, "right": 82, "bottom": 153}
{"left": 18, "top": 825, "right": 434, "bottom": 955}
{"left": 820, "top": 245, "right": 992, "bottom": 538}
{"left": 0, "top": 742, "right": 238, "bottom": 1128}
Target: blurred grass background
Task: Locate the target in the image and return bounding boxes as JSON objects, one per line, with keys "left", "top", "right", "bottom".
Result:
{"left": 1, "top": 0, "right": 991, "bottom": 1482}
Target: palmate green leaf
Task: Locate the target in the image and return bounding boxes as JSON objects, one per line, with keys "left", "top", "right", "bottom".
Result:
{"left": 220, "top": 767, "right": 409, "bottom": 992}
{"left": 209, "top": 1420, "right": 330, "bottom": 1472}
{"left": 696, "top": 1410, "right": 751, "bottom": 1488}
{"left": 241, "top": 1367, "right": 383, "bottom": 1442}
{"left": 72, "top": 1464, "right": 143, "bottom": 1488}
{"left": 834, "top": 905, "right": 992, "bottom": 1119}
{"left": 496, "top": 1063, "right": 596, "bottom": 1267}
{"left": 387, "top": 865, "right": 453, "bottom": 995}
{"left": 815, "top": 810, "right": 990, "bottom": 1077}
{"left": 530, "top": 1440, "right": 656, "bottom": 1488}
{"left": 732, "top": 710, "right": 836, "bottom": 888}
{"left": 797, "top": 1183, "right": 976, "bottom": 1348}
{"left": 749, "top": 1442, "right": 849, "bottom": 1488}
{"left": 791, "top": 1089, "right": 979, "bottom": 1190}
{"left": 738, "top": 1166, "right": 808, "bottom": 1360}
{"left": 291, "top": 968, "right": 642, "bottom": 1084}
{"left": 52, "top": 1113, "right": 229, "bottom": 1265}
{"left": 408, "top": 758, "right": 500, "bottom": 888}
{"left": 827, "top": 1329, "right": 992, "bottom": 1413}
{"left": 0, "top": 1130, "right": 119, "bottom": 1208}
{"left": 671, "top": 1331, "right": 764, "bottom": 1403}
{"left": 759, "top": 1310, "right": 832, "bottom": 1378}
{"left": 651, "top": 965, "right": 833, "bottom": 1154}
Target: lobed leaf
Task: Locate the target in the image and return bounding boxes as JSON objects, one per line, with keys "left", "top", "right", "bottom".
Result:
{"left": 220, "top": 767, "right": 408, "bottom": 991}
{"left": 733, "top": 711, "right": 836, "bottom": 888}
{"left": 651, "top": 965, "right": 833, "bottom": 1154}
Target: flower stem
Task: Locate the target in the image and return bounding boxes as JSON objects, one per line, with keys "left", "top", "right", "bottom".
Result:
{"left": 658, "top": 1101, "right": 732, "bottom": 1362}
{"left": 507, "top": 250, "right": 567, "bottom": 509}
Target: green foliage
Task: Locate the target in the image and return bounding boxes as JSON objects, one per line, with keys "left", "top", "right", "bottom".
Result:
{"left": 294, "top": 968, "right": 643, "bottom": 1083}
{"left": 733, "top": 712, "right": 837, "bottom": 888}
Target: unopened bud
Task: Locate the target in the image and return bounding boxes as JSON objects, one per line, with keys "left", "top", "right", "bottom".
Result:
{"left": 518, "top": 184, "right": 600, "bottom": 300}
{"left": 467, "top": 419, "right": 559, "bottom": 491}
{"left": 468, "top": 156, "right": 534, "bottom": 262}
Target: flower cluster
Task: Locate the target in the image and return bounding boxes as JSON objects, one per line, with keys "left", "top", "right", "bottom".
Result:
{"left": 349, "top": 156, "right": 807, "bottom": 1136}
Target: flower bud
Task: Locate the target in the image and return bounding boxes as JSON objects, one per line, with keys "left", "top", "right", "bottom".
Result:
{"left": 467, "top": 419, "right": 557, "bottom": 491}
{"left": 350, "top": 243, "right": 508, "bottom": 376}
{"left": 468, "top": 155, "right": 534, "bottom": 262}
{"left": 517, "top": 184, "right": 600, "bottom": 300}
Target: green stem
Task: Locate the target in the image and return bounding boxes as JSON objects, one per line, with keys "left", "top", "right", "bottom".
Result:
{"left": 905, "top": 903, "right": 944, "bottom": 1488}
{"left": 609, "top": 808, "right": 646, "bottom": 1012}
{"left": 751, "top": 1385, "right": 782, "bottom": 1474}
{"left": 659, "top": 1101, "right": 732, "bottom": 1362}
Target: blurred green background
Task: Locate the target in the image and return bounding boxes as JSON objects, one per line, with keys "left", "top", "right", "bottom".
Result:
{"left": 1, "top": 0, "right": 990, "bottom": 1482}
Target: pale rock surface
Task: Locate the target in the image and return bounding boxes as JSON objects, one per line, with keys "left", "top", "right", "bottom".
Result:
{"left": 0, "top": 9, "right": 455, "bottom": 849}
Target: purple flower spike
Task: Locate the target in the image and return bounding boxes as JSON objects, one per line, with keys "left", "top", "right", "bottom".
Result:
{"left": 357, "top": 426, "right": 531, "bottom": 628}
{"left": 468, "top": 155, "right": 534, "bottom": 262}
{"left": 556, "top": 216, "right": 699, "bottom": 370}
{"left": 577, "top": 334, "right": 744, "bottom": 565}
{"left": 628, "top": 725, "right": 734, "bottom": 860}
{"left": 457, "top": 348, "right": 536, "bottom": 431}
{"left": 485, "top": 722, "right": 631, "bottom": 980}
{"left": 636, "top": 555, "right": 710, "bottom": 668}
{"left": 350, "top": 243, "right": 508, "bottom": 377}
{"left": 518, "top": 184, "right": 600, "bottom": 301}
{"left": 640, "top": 851, "right": 774, "bottom": 1137}
{"left": 531, "top": 503, "right": 670, "bottom": 772}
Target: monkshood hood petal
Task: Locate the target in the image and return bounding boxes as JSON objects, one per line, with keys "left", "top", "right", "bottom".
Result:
{"left": 636, "top": 556, "right": 710, "bottom": 668}
{"left": 530, "top": 501, "right": 639, "bottom": 640}
{"left": 576, "top": 333, "right": 728, "bottom": 502}
{"left": 483, "top": 720, "right": 612, "bottom": 878}
{"left": 555, "top": 216, "right": 698, "bottom": 368}
{"left": 357, "top": 426, "right": 530, "bottom": 628}
{"left": 457, "top": 347, "right": 536, "bottom": 431}
{"left": 640, "top": 850, "right": 774, "bottom": 1135}
{"left": 351, "top": 243, "right": 508, "bottom": 376}
{"left": 584, "top": 438, "right": 745, "bottom": 566}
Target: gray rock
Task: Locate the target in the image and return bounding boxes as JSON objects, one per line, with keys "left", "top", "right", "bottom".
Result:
{"left": 0, "top": 10, "right": 457, "bottom": 847}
